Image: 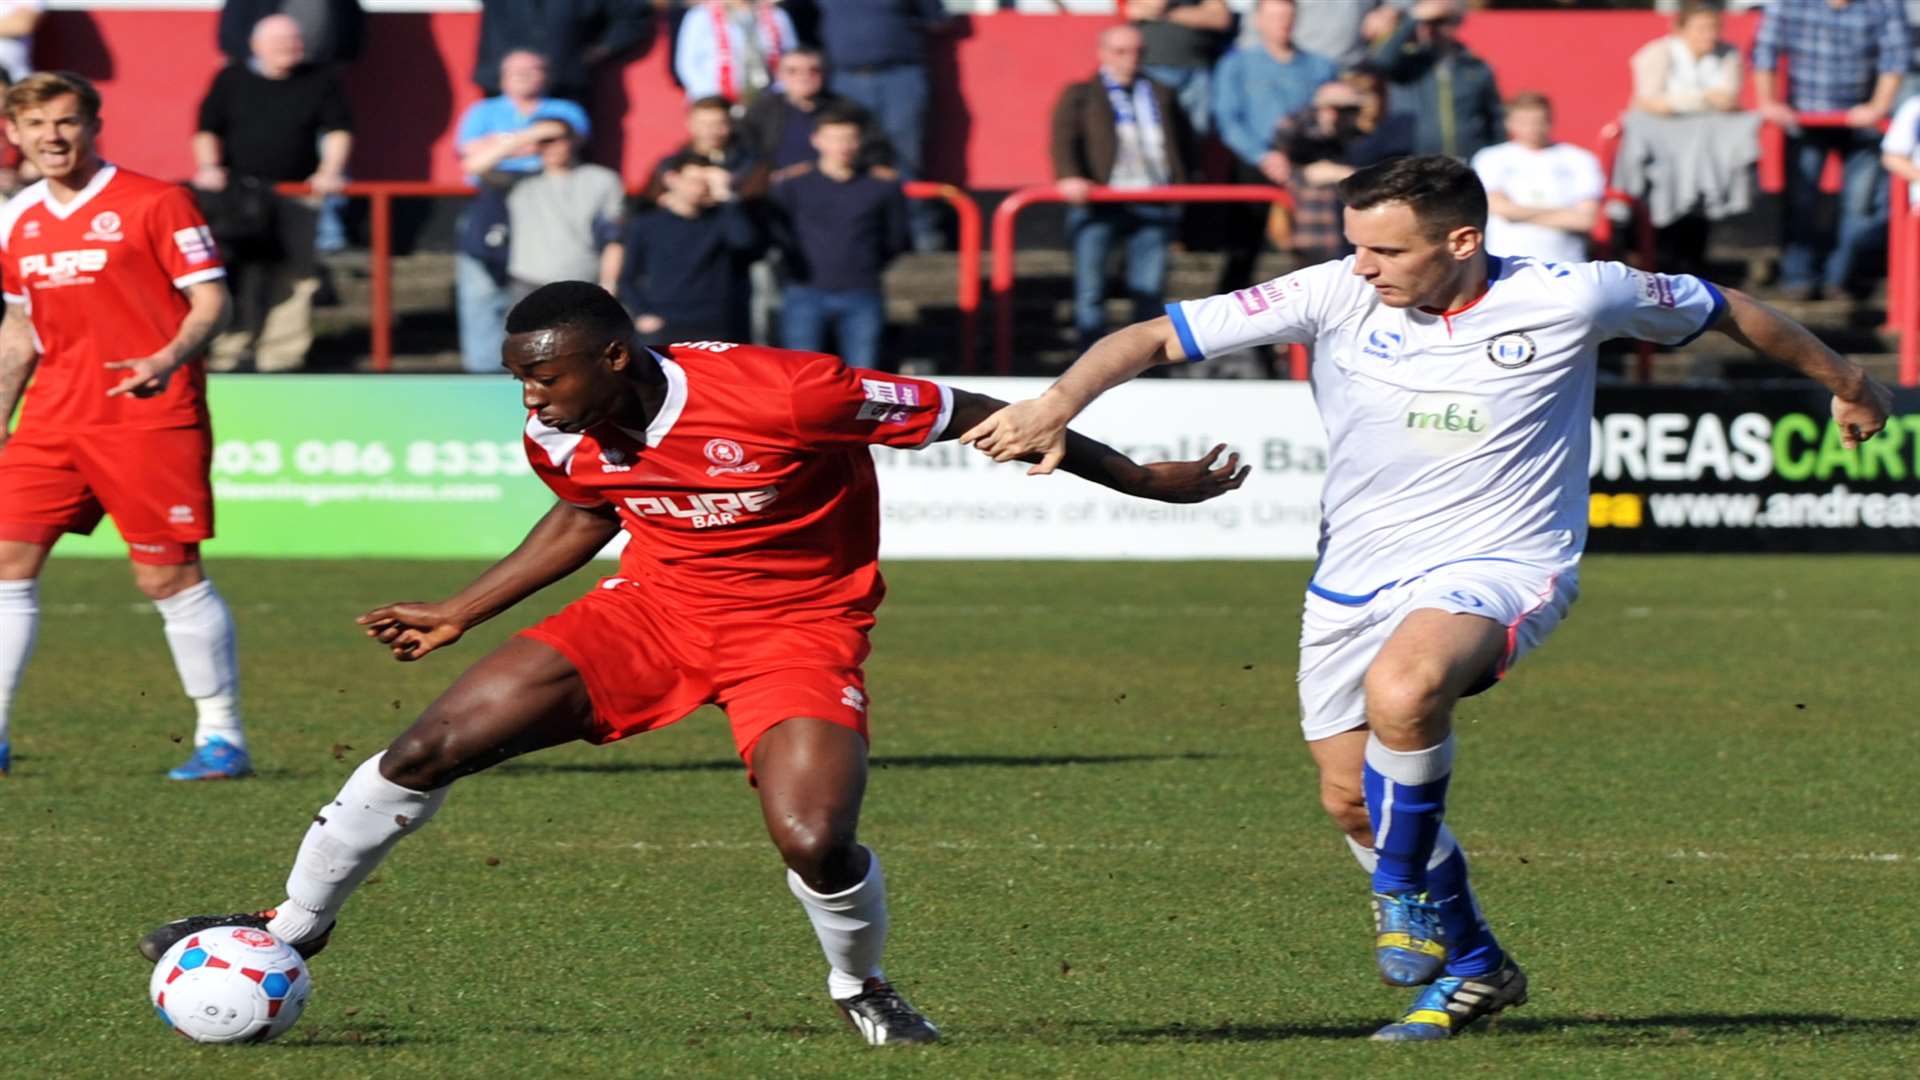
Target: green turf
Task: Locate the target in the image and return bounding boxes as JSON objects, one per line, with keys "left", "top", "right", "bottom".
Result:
{"left": 2, "top": 556, "right": 1916, "bottom": 1078}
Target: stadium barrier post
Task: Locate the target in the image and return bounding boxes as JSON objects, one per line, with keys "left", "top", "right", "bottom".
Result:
{"left": 903, "top": 181, "right": 983, "bottom": 373}
{"left": 990, "top": 183, "right": 1296, "bottom": 376}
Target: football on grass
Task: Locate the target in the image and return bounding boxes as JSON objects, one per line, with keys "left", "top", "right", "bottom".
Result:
{"left": 148, "top": 925, "right": 311, "bottom": 1043}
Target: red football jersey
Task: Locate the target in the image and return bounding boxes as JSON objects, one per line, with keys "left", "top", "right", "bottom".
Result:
{"left": 0, "top": 165, "right": 225, "bottom": 431}
{"left": 524, "top": 343, "right": 953, "bottom": 615}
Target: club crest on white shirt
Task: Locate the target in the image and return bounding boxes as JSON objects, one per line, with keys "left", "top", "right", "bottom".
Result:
{"left": 1486, "top": 331, "right": 1537, "bottom": 369}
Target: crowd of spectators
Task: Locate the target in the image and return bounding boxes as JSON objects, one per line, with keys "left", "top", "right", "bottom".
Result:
{"left": 2, "top": 0, "right": 1912, "bottom": 377}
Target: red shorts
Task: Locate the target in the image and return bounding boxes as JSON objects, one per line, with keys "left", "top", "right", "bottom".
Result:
{"left": 520, "top": 576, "right": 874, "bottom": 766}
{"left": 0, "top": 425, "right": 214, "bottom": 565}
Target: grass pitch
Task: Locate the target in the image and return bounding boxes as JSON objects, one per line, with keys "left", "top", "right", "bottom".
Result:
{"left": 2, "top": 556, "right": 1916, "bottom": 1078}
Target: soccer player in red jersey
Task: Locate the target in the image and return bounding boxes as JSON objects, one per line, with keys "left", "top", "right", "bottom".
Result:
{"left": 139, "top": 281, "right": 1248, "bottom": 1044}
{"left": 0, "top": 73, "right": 245, "bottom": 780}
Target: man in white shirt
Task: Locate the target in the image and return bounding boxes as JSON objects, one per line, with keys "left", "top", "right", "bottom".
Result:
{"left": 961, "top": 155, "right": 1893, "bottom": 1042}
{"left": 1471, "top": 92, "right": 1604, "bottom": 264}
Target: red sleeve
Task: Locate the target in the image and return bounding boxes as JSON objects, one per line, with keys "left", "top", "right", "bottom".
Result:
{"left": 145, "top": 185, "right": 225, "bottom": 289}
{"left": 523, "top": 429, "right": 610, "bottom": 508}
{"left": 787, "top": 353, "right": 953, "bottom": 450}
{"left": 2, "top": 233, "right": 19, "bottom": 303}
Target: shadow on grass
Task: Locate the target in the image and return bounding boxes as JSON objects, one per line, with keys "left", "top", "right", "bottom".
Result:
{"left": 496, "top": 752, "right": 1221, "bottom": 777}
{"left": 1075, "top": 1013, "right": 1920, "bottom": 1045}
{"left": 279, "top": 1018, "right": 418, "bottom": 1048}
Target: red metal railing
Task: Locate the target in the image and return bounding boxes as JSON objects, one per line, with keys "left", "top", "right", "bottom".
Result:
{"left": 990, "top": 183, "right": 1296, "bottom": 377}
{"left": 272, "top": 180, "right": 981, "bottom": 373}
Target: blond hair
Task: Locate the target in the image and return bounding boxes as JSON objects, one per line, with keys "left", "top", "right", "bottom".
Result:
{"left": 5, "top": 71, "right": 102, "bottom": 122}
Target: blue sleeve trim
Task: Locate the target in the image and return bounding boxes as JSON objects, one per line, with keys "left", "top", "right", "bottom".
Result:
{"left": 1165, "top": 301, "right": 1205, "bottom": 363}
{"left": 1308, "top": 580, "right": 1393, "bottom": 606}
{"left": 1670, "top": 280, "right": 1726, "bottom": 347}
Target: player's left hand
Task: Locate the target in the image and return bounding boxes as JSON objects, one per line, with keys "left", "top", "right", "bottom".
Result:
{"left": 1833, "top": 378, "right": 1894, "bottom": 449}
{"left": 1131, "top": 444, "right": 1250, "bottom": 504}
{"left": 104, "top": 352, "right": 182, "bottom": 398}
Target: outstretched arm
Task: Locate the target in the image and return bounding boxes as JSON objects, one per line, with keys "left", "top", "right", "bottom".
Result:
{"left": 961, "top": 316, "right": 1188, "bottom": 473}
{"left": 942, "top": 385, "right": 1245, "bottom": 503}
{"left": 359, "top": 499, "right": 622, "bottom": 660}
{"left": 1710, "top": 286, "right": 1892, "bottom": 448}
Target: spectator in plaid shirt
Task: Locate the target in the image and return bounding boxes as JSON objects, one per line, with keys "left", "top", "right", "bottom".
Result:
{"left": 1752, "top": 0, "right": 1909, "bottom": 300}
{"left": 1271, "top": 68, "right": 1412, "bottom": 264}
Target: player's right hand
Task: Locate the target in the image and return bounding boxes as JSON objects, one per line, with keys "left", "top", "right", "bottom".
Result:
{"left": 960, "top": 397, "right": 1072, "bottom": 474}
{"left": 358, "top": 602, "right": 466, "bottom": 662}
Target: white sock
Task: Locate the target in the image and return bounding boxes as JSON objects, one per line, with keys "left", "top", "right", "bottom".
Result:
{"left": 787, "top": 847, "right": 889, "bottom": 1000}
{"left": 1345, "top": 826, "right": 1460, "bottom": 874}
{"left": 0, "top": 578, "right": 38, "bottom": 746}
{"left": 153, "top": 579, "right": 244, "bottom": 749}
{"left": 266, "top": 753, "right": 448, "bottom": 944}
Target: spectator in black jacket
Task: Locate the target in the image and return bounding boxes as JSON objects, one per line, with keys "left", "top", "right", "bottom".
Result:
{"left": 192, "top": 14, "right": 351, "bottom": 372}
{"left": 621, "top": 151, "right": 764, "bottom": 344}
{"left": 740, "top": 48, "right": 888, "bottom": 171}
{"left": 769, "top": 106, "right": 908, "bottom": 371}
{"left": 473, "top": 0, "right": 655, "bottom": 104}
{"left": 646, "top": 94, "right": 768, "bottom": 200}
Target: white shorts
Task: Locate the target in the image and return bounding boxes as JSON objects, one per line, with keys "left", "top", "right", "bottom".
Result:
{"left": 1296, "top": 559, "right": 1580, "bottom": 743}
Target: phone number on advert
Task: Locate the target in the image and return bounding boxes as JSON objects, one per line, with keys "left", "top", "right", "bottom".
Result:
{"left": 212, "top": 440, "right": 532, "bottom": 479}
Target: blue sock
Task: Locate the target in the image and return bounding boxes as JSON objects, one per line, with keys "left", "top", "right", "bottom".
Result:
{"left": 1363, "top": 733, "right": 1455, "bottom": 894}
{"left": 1427, "top": 836, "right": 1504, "bottom": 977}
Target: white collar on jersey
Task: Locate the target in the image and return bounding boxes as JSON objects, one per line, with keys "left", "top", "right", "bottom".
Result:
{"left": 39, "top": 161, "right": 118, "bottom": 221}
{"left": 618, "top": 348, "right": 685, "bottom": 448}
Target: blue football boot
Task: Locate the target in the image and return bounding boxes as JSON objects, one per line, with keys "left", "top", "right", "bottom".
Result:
{"left": 167, "top": 735, "right": 253, "bottom": 781}
{"left": 1373, "top": 890, "right": 1449, "bottom": 986}
{"left": 0, "top": 739, "right": 10, "bottom": 776}
{"left": 1371, "top": 957, "right": 1528, "bottom": 1041}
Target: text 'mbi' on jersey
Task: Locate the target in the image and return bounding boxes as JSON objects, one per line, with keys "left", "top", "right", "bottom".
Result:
{"left": 0, "top": 165, "right": 226, "bottom": 431}
{"left": 1166, "top": 255, "right": 1724, "bottom": 597}
{"left": 524, "top": 342, "right": 953, "bottom": 614}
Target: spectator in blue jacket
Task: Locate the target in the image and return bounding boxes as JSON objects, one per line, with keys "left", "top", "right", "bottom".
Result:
{"left": 1366, "top": 0, "right": 1503, "bottom": 161}
{"left": 1212, "top": 0, "right": 1338, "bottom": 290}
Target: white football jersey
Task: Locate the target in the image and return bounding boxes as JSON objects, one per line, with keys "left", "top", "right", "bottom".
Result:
{"left": 1167, "top": 255, "right": 1724, "bottom": 600}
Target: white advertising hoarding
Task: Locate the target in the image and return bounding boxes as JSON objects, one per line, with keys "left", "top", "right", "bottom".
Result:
{"left": 874, "top": 378, "right": 1326, "bottom": 559}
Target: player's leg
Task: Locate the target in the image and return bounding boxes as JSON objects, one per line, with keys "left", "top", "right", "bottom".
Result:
{"left": 139, "top": 635, "right": 596, "bottom": 961}
{"left": 0, "top": 539, "right": 52, "bottom": 776}
{"left": 749, "top": 715, "right": 937, "bottom": 1045}
{"left": 127, "top": 554, "right": 254, "bottom": 780}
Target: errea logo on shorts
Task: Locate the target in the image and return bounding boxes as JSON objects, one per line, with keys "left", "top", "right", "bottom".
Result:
{"left": 624, "top": 486, "right": 778, "bottom": 528}
{"left": 840, "top": 686, "right": 866, "bottom": 712}
{"left": 1405, "top": 393, "right": 1496, "bottom": 457}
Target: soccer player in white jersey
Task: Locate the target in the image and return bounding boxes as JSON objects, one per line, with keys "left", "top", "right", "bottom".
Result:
{"left": 963, "top": 155, "right": 1894, "bottom": 1040}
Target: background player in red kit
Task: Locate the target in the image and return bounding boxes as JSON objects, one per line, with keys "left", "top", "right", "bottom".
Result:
{"left": 139, "top": 281, "right": 1249, "bottom": 1045}
{"left": 0, "top": 72, "right": 244, "bottom": 780}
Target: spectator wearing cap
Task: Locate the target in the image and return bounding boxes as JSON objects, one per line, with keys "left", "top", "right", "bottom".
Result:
{"left": 451, "top": 50, "right": 593, "bottom": 372}
{"left": 768, "top": 105, "right": 909, "bottom": 370}
{"left": 1053, "top": 23, "right": 1196, "bottom": 352}
{"left": 1212, "top": 0, "right": 1338, "bottom": 290}
{"left": 1753, "top": 0, "right": 1909, "bottom": 300}
{"left": 473, "top": 0, "right": 655, "bottom": 105}
{"left": 1367, "top": 0, "right": 1503, "bottom": 161}
{"left": 191, "top": 14, "right": 351, "bottom": 373}
{"left": 1471, "top": 91, "right": 1604, "bottom": 265}
{"left": 489, "top": 116, "right": 626, "bottom": 302}
{"left": 674, "top": 0, "right": 799, "bottom": 105}
{"left": 1126, "top": 0, "right": 1233, "bottom": 137}
{"left": 813, "top": 0, "right": 952, "bottom": 250}
{"left": 740, "top": 47, "right": 890, "bottom": 172}
{"left": 621, "top": 151, "right": 765, "bottom": 345}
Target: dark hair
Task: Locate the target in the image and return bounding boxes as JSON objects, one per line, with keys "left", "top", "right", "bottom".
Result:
{"left": 813, "top": 104, "right": 866, "bottom": 131}
{"left": 1335, "top": 155, "right": 1487, "bottom": 241}
{"left": 657, "top": 150, "right": 706, "bottom": 176}
{"left": 505, "top": 282, "right": 633, "bottom": 342}
{"left": 688, "top": 95, "right": 732, "bottom": 115}
{"left": 1676, "top": 0, "right": 1723, "bottom": 23}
